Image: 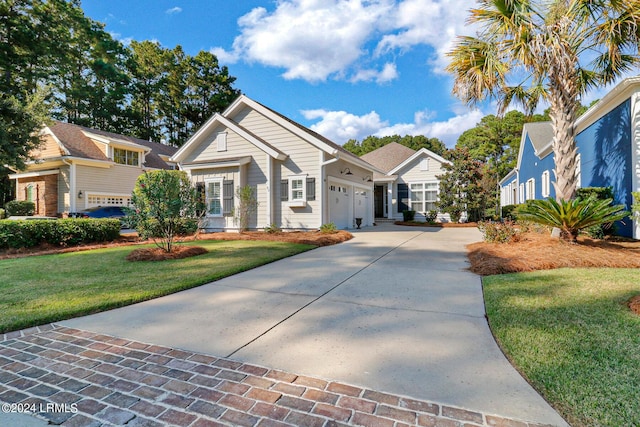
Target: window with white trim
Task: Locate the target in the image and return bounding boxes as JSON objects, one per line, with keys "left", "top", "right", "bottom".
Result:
{"left": 541, "top": 170, "right": 550, "bottom": 198}
{"left": 113, "top": 148, "right": 140, "bottom": 166}
{"left": 410, "top": 182, "right": 438, "bottom": 212}
{"left": 526, "top": 178, "right": 535, "bottom": 200}
{"left": 206, "top": 178, "right": 223, "bottom": 217}
{"left": 519, "top": 183, "right": 525, "bottom": 203}
{"left": 216, "top": 132, "right": 227, "bottom": 152}
{"left": 289, "top": 176, "right": 306, "bottom": 202}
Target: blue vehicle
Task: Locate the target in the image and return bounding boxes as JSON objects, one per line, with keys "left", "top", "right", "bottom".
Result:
{"left": 79, "top": 206, "right": 126, "bottom": 219}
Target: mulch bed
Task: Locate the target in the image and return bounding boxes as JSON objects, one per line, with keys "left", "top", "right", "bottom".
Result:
{"left": 394, "top": 221, "right": 478, "bottom": 228}
{"left": 125, "top": 245, "right": 208, "bottom": 261}
{"left": 467, "top": 231, "right": 640, "bottom": 276}
{"left": 628, "top": 295, "right": 640, "bottom": 316}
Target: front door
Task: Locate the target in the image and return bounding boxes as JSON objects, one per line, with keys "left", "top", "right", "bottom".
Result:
{"left": 374, "top": 185, "right": 384, "bottom": 218}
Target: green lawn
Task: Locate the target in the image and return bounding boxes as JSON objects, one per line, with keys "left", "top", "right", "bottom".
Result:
{"left": 483, "top": 268, "right": 640, "bottom": 427}
{"left": 0, "top": 240, "right": 314, "bottom": 333}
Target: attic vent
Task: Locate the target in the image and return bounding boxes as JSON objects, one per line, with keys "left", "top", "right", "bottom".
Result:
{"left": 216, "top": 133, "right": 227, "bottom": 152}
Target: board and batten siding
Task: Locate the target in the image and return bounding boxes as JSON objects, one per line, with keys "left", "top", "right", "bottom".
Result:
{"left": 234, "top": 107, "right": 322, "bottom": 229}
{"left": 58, "top": 166, "right": 71, "bottom": 213}
{"left": 190, "top": 167, "right": 240, "bottom": 230}
{"left": 183, "top": 121, "right": 270, "bottom": 229}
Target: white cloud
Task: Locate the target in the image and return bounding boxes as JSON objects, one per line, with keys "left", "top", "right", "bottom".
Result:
{"left": 212, "top": 0, "right": 476, "bottom": 83}
{"left": 302, "top": 109, "right": 389, "bottom": 141}
{"left": 304, "top": 107, "right": 484, "bottom": 147}
{"left": 166, "top": 7, "right": 182, "bottom": 15}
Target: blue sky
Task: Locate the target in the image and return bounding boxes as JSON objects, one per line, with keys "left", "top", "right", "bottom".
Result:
{"left": 80, "top": 1, "right": 632, "bottom": 148}
{"left": 82, "top": 0, "right": 489, "bottom": 148}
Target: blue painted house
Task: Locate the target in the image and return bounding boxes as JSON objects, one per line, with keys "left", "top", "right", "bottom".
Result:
{"left": 500, "top": 76, "right": 640, "bottom": 239}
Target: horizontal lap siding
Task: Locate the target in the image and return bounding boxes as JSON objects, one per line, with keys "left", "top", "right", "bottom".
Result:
{"left": 394, "top": 155, "right": 446, "bottom": 218}
{"left": 33, "top": 135, "right": 65, "bottom": 159}
{"left": 235, "top": 108, "right": 321, "bottom": 229}
{"left": 75, "top": 165, "right": 141, "bottom": 210}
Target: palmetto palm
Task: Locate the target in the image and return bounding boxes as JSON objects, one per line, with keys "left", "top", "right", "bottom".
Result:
{"left": 517, "top": 197, "right": 629, "bottom": 242}
{"left": 447, "top": 0, "right": 640, "bottom": 201}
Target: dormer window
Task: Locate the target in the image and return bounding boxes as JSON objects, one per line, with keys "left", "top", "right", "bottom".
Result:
{"left": 114, "top": 148, "right": 140, "bottom": 166}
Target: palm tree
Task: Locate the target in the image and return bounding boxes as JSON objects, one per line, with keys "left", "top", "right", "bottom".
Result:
{"left": 447, "top": 0, "right": 640, "bottom": 201}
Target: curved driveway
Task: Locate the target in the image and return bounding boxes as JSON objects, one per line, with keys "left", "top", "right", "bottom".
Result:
{"left": 60, "top": 224, "right": 568, "bottom": 426}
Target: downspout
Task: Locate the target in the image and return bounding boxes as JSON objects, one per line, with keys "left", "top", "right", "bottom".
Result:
{"left": 62, "top": 159, "right": 76, "bottom": 214}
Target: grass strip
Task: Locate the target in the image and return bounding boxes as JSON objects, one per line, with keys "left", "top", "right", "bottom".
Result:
{"left": 483, "top": 268, "right": 640, "bottom": 427}
{"left": 0, "top": 240, "right": 314, "bottom": 333}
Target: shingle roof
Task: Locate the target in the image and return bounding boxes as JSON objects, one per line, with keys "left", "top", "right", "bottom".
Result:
{"left": 48, "top": 121, "right": 177, "bottom": 169}
{"left": 360, "top": 142, "right": 417, "bottom": 174}
{"left": 524, "top": 121, "right": 553, "bottom": 154}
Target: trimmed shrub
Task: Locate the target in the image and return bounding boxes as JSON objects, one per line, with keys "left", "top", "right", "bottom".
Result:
{"left": 478, "top": 220, "right": 522, "bottom": 243}
{"left": 402, "top": 210, "right": 416, "bottom": 221}
{"left": 424, "top": 210, "right": 438, "bottom": 223}
{"left": 5, "top": 200, "right": 35, "bottom": 216}
{"left": 320, "top": 222, "right": 337, "bottom": 234}
{"left": 0, "top": 218, "right": 120, "bottom": 249}
{"left": 501, "top": 204, "right": 518, "bottom": 220}
{"left": 135, "top": 218, "right": 199, "bottom": 240}
{"left": 264, "top": 223, "right": 282, "bottom": 233}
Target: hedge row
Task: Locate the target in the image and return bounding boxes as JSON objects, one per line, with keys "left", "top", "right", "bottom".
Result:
{"left": 0, "top": 219, "right": 121, "bottom": 249}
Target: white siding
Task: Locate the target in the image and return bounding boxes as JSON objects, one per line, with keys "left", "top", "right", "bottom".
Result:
{"left": 393, "top": 153, "right": 447, "bottom": 219}
{"left": 183, "top": 122, "right": 271, "bottom": 230}
{"left": 58, "top": 166, "right": 70, "bottom": 213}
{"left": 234, "top": 107, "right": 323, "bottom": 229}
{"left": 75, "top": 164, "right": 141, "bottom": 211}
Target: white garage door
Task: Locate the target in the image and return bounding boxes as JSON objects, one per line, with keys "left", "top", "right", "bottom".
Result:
{"left": 354, "top": 189, "right": 368, "bottom": 222}
{"left": 86, "top": 194, "right": 131, "bottom": 208}
{"left": 329, "top": 183, "right": 351, "bottom": 229}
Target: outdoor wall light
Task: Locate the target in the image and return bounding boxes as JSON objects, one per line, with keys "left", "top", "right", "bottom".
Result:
{"left": 341, "top": 168, "right": 353, "bottom": 175}
{"left": 363, "top": 175, "right": 372, "bottom": 182}
{"left": 78, "top": 190, "right": 83, "bottom": 199}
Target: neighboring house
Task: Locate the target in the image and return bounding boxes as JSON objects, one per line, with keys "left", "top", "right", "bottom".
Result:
{"left": 500, "top": 76, "right": 640, "bottom": 239}
{"left": 170, "top": 95, "right": 380, "bottom": 231}
{"left": 9, "top": 121, "right": 178, "bottom": 217}
{"left": 361, "top": 142, "right": 451, "bottom": 221}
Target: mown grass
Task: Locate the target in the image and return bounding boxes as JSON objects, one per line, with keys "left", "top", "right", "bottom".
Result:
{"left": 0, "top": 240, "right": 314, "bottom": 333}
{"left": 483, "top": 268, "right": 640, "bottom": 427}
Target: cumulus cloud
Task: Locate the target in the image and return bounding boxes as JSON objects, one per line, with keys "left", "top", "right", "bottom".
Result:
{"left": 212, "top": 0, "right": 477, "bottom": 83}
{"left": 303, "top": 107, "right": 484, "bottom": 147}
{"left": 165, "top": 6, "right": 182, "bottom": 15}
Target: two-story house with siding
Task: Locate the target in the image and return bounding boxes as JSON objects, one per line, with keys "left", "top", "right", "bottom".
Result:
{"left": 9, "top": 121, "right": 177, "bottom": 217}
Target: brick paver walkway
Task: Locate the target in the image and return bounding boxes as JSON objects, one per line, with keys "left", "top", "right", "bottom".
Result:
{"left": 1, "top": 325, "right": 553, "bottom": 427}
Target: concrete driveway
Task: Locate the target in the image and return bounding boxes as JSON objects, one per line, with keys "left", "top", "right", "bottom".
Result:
{"left": 56, "top": 224, "right": 567, "bottom": 426}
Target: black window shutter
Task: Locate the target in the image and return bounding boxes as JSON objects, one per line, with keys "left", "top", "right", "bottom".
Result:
{"left": 195, "top": 182, "right": 206, "bottom": 216}
{"left": 306, "top": 178, "right": 315, "bottom": 201}
{"left": 397, "top": 183, "right": 409, "bottom": 212}
{"left": 281, "top": 180, "right": 288, "bottom": 201}
{"left": 223, "top": 180, "right": 234, "bottom": 215}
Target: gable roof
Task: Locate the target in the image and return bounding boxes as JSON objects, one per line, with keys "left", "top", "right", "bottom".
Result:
{"left": 360, "top": 142, "right": 417, "bottom": 173}
{"left": 47, "top": 121, "right": 177, "bottom": 169}
{"left": 172, "top": 113, "right": 287, "bottom": 162}
{"left": 216, "top": 95, "right": 380, "bottom": 173}
{"left": 524, "top": 121, "right": 554, "bottom": 156}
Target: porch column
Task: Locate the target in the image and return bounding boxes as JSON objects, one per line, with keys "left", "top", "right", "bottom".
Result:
{"left": 387, "top": 183, "right": 393, "bottom": 219}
